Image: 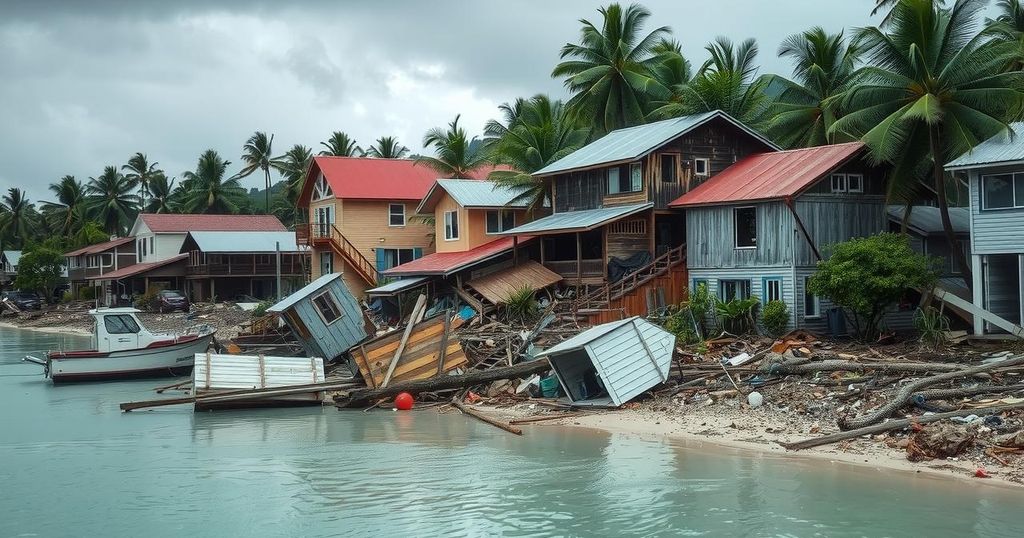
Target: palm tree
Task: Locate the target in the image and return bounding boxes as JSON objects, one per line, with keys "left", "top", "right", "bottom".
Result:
{"left": 122, "top": 153, "right": 162, "bottom": 209}
{"left": 145, "top": 172, "right": 176, "bottom": 214}
{"left": 485, "top": 95, "right": 590, "bottom": 212}
{"left": 417, "top": 115, "right": 491, "bottom": 178}
{"left": 551, "top": 3, "right": 671, "bottom": 134}
{"left": 86, "top": 166, "right": 139, "bottom": 236}
{"left": 41, "top": 175, "right": 85, "bottom": 236}
{"left": 181, "top": 150, "right": 246, "bottom": 214}
{"left": 235, "top": 131, "right": 278, "bottom": 213}
{"left": 0, "top": 188, "right": 37, "bottom": 248}
{"left": 762, "top": 28, "right": 863, "bottom": 148}
{"left": 650, "top": 37, "right": 772, "bottom": 125}
{"left": 319, "top": 131, "right": 362, "bottom": 157}
{"left": 832, "top": 0, "right": 1024, "bottom": 284}
{"left": 272, "top": 144, "right": 313, "bottom": 225}
{"left": 990, "top": 0, "right": 1024, "bottom": 70}
{"left": 647, "top": 39, "right": 693, "bottom": 95}
{"left": 365, "top": 136, "right": 410, "bottom": 158}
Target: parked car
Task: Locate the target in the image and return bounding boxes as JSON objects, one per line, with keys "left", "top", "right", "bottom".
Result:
{"left": 1, "top": 291, "right": 42, "bottom": 311}
{"left": 155, "top": 290, "right": 189, "bottom": 313}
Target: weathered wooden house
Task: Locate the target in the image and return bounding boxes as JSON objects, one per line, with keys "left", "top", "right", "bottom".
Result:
{"left": 378, "top": 179, "right": 559, "bottom": 313}
{"left": 536, "top": 316, "right": 674, "bottom": 407}
{"left": 267, "top": 272, "right": 367, "bottom": 363}
{"left": 64, "top": 238, "right": 136, "bottom": 299}
{"left": 180, "top": 230, "right": 308, "bottom": 301}
{"left": 946, "top": 125, "right": 1024, "bottom": 334}
{"left": 670, "top": 142, "right": 887, "bottom": 332}
{"left": 500, "top": 110, "right": 778, "bottom": 322}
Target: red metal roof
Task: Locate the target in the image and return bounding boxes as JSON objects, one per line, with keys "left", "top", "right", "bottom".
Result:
{"left": 383, "top": 236, "right": 534, "bottom": 277}
{"left": 138, "top": 214, "right": 287, "bottom": 233}
{"left": 299, "top": 157, "right": 508, "bottom": 206}
{"left": 669, "top": 142, "right": 866, "bottom": 207}
{"left": 65, "top": 237, "right": 134, "bottom": 257}
{"left": 87, "top": 254, "right": 188, "bottom": 280}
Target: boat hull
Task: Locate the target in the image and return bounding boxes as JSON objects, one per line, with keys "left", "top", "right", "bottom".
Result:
{"left": 48, "top": 333, "right": 215, "bottom": 383}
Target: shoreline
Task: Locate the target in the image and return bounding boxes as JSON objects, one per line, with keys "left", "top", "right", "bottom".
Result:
{"left": 527, "top": 409, "right": 1024, "bottom": 491}
{"left": 0, "top": 321, "right": 92, "bottom": 336}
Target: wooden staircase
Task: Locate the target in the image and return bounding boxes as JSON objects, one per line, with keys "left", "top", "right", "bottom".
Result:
{"left": 298, "top": 224, "right": 378, "bottom": 286}
{"left": 572, "top": 245, "right": 687, "bottom": 323}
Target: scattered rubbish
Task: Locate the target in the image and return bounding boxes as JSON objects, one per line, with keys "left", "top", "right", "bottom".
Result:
{"left": 722, "top": 352, "right": 753, "bottom": 367}
{"left": 950, "top": 414, "right": 981, "bottom": 424}
{"left": 516, "top": 374, "right": 540, "bottom": 395}
{"left": 907, "top": 423, "right": 976, "bottom": 462}
{"left": 539, "top": 375, "right": 562, "bottom": 398}
{"left": 350, "top": 313, "right": 468, "bottom": 388}
{"left": 747, "top": 391, "right": 764, "bottom": 408}
{"left": 975, "top": 468, "right": 992, "bottom": 478}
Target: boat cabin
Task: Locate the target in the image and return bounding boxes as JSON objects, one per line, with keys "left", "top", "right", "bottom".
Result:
{"left": 89, "top": 308, "right": 174, "bottom": 352}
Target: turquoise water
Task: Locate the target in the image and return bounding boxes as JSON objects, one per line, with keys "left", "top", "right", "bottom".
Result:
{"left": 1, "top": 326, "right": 1022, "bottom": 537}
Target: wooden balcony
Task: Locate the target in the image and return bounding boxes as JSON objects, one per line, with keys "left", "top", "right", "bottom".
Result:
{"left": 545, "top": 259, "right": 605, "bottom": 284}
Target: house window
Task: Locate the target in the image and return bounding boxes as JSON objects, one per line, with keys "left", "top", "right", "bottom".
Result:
{"left": 630, "top": 163, "right": 643, "bottom": 190}
{"left": 87, "top": 255, "right": 98, "bottom": 268}
{"left": 313, "top": 173, "right": 334, "bottom": 201}
{"left": 607, "top": 166, "right": 640, "bottom": 194}
{"left": 660, "top": 154, "right": 678, "bottom": 182}
{"left": 444, "top": 210, "right": 460, "bottom": 240}
{"left": 734, "top": 206, "right": 757, "bottom": 249}
{"left": 981, "top": 173, "right": 1024, "bottom": 209}
{"left": 380, "top": 248, "right": 416, "bottom": 270}
{"left": 389, "top": 203, "right": 406, "bottom": 226}
{"left": 256, "top": 255, "right": 271, "bottom": 265}
{"left": 720, "top": 279, "right": 751, "bottom": 301}
{"left": 830, "top": 174, "right": 847, "bottom": 193}
{"left": 486, "top": 210, "right": 515, "bottom": 234}
{"left": 693, "top": 158, "right": 710, "bottom": 177}
{"left": 320, "top": 251, "right": 333, "bottom": 275}
{"left": 150, "top": 238, "right": 154, "bottom": 255}
{"left": 312, "top": 291, "right": 343, "bottom": 325}
{"left": 846, "top": 174, "right": 864, "bottom": 193}
{"left": 101, "top": 253, "right": 113, "bottom": 267}
{"left": 140, "top": 238, "right": 147, "bottom": 260}
{"left": 763, "top": 277, "right": 782, "bottom": 303}
{"left": 804, "top": 275, "right": 821, "bottom": 318}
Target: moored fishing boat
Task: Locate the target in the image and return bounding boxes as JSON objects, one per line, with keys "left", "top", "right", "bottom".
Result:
{"left": 24, "top": 308, "right": 216, "bottom": 383}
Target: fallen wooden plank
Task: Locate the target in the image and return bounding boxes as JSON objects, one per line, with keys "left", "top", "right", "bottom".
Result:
{"left": 120, "top": 378, "right": 363, "bottom": 412}
{"left": 508, "top": 413, "right": 585, "bottom": 425}
{"left": 932, "top": 286, "right": 1024, "bottom": 338}
{"left": 382, "top": 294, "right": 427, "bottom": 388}
{"left": 452, "top": 400, "right": 522, "bottom": 435}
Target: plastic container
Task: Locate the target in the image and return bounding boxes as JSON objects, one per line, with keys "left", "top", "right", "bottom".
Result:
{"left": 539, "top": 375, "right": 562, "bottom": 398}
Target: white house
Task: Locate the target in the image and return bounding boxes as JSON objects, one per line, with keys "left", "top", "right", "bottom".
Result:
{"left": 128, "top": 214, "right": 288, "bottom": 264}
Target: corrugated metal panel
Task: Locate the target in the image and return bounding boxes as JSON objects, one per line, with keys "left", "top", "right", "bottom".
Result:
{"left": 946, "top": 123, "right": 1024, "bottom": 169}
{"left": 193, "top": 353, "right": 325, "bottom": 391}
{"left": 885, "top": 205, "right": 969, "bottom": 235}
{"left": 417, "top": 179, "right": 531, "bottom": 214}
{"left": 87, "top": 253, "right": 187, "bottom": 280}
{"left": 65, "top": 237, "right": 133, "bottom": 257}
{"left": 187, "top": 231, "right": 301, "bottom": 253}
{"left": 671, "top": 142, "right": 865, "bottom": 207}
{"left": 365, "top": 276, "right": 430, "bottom": 296}
{"left": 535, "top": 110, "right": 778, "bottom": 176}
{"left": 499, "top": 203, "right": 652, "bottom": 235}
{"left": 793, "top": 198, "right": 887, "bottom": 266}
{"left": 383, "top": 236, "right": 535, "bottom": 276}
{"left": 538, "top": 317, "right": 635, "bottom": 355}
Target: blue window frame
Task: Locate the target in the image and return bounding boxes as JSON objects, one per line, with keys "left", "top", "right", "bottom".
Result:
{"left": 762, "top": 276, "right": 783, "bottom": 303}
{"left": 691, "top": 278, "right": 708, "bottom": 294}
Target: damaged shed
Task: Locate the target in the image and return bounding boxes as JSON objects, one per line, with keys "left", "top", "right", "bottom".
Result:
{"left": 537, "top": 317, "right": 674, "bottom": 407}
{"left": 267, "top": 273, "right": 368, "bottom": 363}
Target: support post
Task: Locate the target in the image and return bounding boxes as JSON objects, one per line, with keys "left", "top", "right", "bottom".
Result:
{"left": 276, "top": 241, "right": 282, "bottom": 301}
{"left": 512, "top": 236, "right": 519, "bottom": 266}
{"left": 576, "top": 232, "right": 582, "bottom": 285}
{"left": 972, "top": 254, "right": 984, "bottom": 335}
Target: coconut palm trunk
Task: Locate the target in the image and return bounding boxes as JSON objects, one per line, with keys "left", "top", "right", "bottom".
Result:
{"left": 928, "top": 125, "right": 971, "bottom": 282}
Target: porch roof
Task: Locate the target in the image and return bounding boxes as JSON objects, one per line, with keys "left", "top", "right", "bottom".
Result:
{"left": 382, "top": 236, "right": 534, "bottom": 277}
{"left": 87, "top": 254, "right": 187, "bottom": 281}
{"left": 365, "top": 276, "right": 431, "bottom": 297}
{"left": 498, "top": 203, "right": 652, "bottom": 236}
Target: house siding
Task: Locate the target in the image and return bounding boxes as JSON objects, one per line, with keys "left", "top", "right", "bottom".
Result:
{"left": 792, "top": 195, "right": 887, "bottom": 265}
{"left": 686, "top": 202, "right": 795, "bottom": 269}
{"left": 689, "top": 266, "right": 798, "bottom": 331}
{"left": 968, "top": 168, "right": 1024, "bottom": 255}
{"left": 340, "top": 200, "right": 435, "bottom": 268}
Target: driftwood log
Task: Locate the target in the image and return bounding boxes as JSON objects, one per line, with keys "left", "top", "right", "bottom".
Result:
{"left": 451, "top": 399, "right": 522, "bottom": 435}
{"left": 838, "top": 355, "right": 1024, "bottom": 430}
{"left": 762, "top": 359, "right": 963, "bottom": 376}
{"left": 914, "top": 383, "right": 1024, "bottom": 401}
{"left": 781, "top": 402, "right": 1024, "bottom": 451}
{"left": 334, "top": 359, "right": 552, "bottom": 408}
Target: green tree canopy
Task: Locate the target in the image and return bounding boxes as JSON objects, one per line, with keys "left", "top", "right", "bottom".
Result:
{"left": 14, "top": 239, "right": 66, "bottom": 302}
{"left": 417, "top": 115, "right": 491, "bottom": 178}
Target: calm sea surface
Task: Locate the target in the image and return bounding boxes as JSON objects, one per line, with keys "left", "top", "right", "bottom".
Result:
{"left": 1, "top": 326, "right": 1022, "bottom": 537}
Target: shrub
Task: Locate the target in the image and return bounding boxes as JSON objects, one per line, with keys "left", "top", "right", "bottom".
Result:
{"left": 914, "top": 306, "right": 950, "bottom": 350}
{"left": 688, "top": 282, "right": 713, "bottom": 335}
{"left": 714, "top": 297, "right": 759, "bottom": 335}
{"left": 503, "top": 285, "right": 539, "bottom": 324}
{"left": 134, "top": 289, "right": 159, "bottom": 311}
{"left": 761, "top": 300, "right": 790, "bottom": 337}
{"left": 78, "top": 286, "right": 97, "bottom": 300}
{"left": 808, "top": 233, "right": 940, "bottom": 339}
{"left": 664, "top": 305, "right": 701, "bottom": 345}
{"left": 252, "top": 300, "right": 274, "bottom": 318}
{"left": 62, "top": 290, "right": 74, "bottom": 303}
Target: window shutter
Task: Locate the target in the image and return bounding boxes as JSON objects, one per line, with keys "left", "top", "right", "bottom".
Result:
{"left": 375, "top": 248, "right": 386, "bottom": 273}
{"left": 412, "top": 247, "right": 422, "bottom": 259}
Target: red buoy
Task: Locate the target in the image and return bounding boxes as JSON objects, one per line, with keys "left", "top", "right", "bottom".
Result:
{"left": 395, "top": 392, "right": 414, "bottom": 410}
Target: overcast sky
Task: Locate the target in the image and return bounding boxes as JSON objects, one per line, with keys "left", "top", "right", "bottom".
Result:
{"left": 1, "top": 1, "right": 890, "bottom": 201}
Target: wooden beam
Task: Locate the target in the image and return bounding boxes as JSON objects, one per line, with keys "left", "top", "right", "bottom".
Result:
{"left": 785, "top": 197, "right": 821, "bottom": 261}
{"left": 932, "top": 286, "right": 1024, "bottom": 338}
{"left": 452, "top": 400, "right": 523, "bottom": 435}
{"left": 435, "top": 310, "right": 452, "bottom": 376}
{"left": 382, "top": 293, "right": 427, "bottom": 388}
{"left": 576, "top": 232, "right": 582, "bottom": 285}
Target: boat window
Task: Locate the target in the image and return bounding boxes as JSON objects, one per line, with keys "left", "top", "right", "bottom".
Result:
{"left": 105, "top": 314, "right": 141, "bottom": 334}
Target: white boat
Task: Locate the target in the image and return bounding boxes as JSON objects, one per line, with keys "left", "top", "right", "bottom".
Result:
{"left": 29, "top": 308, "right": 216, "bottom": 383}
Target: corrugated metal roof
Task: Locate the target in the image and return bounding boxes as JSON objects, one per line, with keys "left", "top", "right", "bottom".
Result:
{"left": 87, "top": 253, "right": 188, "bottom": 280}
{"left": 268, "top": 272, "right": 342, "bottom": 313}
{"left": 537, "top": 317, "right": 636, "bottom": 355}
{"left": 499, "top": 203, "right": 652, "bottom": 235}
{"left": 417, "top": 179, "right": 531, "bottom": 214}
{"left": 2, "top": 250, "right": 21, "bottom": 267}
{"left": 138, "top": 213, "right": 286, "bottom": 233}
{"left": 383, "top": 236, "right": 534, "bottom": 277}
{"left": 466, "top": 261, "right": 562, "bottom": 304}
{"left": 670, "top": 142, "right": 866, "bottom": 207}
{"left": 885, "top": 205, "right": 970, "bottom": 235}
{"left": 65, "top": 237, "right": 133, "bottom": 257}
{"left": 193, "top": 353, "right": 325, "bottom": 400}
{"left": 534, "top": 111, "right": 779, "bottom": 177}
{"left": 185, "top": 231, "right": 301, "bottom": 253}
{"left": 366, "top": 276, "right": 430, "bottom": 296}
{"left": 946, "top": 123, "right": 1024, "bottom": 169}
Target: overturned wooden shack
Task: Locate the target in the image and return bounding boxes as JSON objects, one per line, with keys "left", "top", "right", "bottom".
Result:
{"left": 351, "top": 314, "right": 468, "bottom": 388}
{"left": 267, "top": 273, "right": 368, "bottom": 363}
{"left": 535, "top": 316, "right": 674, "bottom": 407}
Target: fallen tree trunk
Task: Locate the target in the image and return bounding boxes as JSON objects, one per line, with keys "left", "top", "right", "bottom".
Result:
{"left": 762, "top": 359, "right": 963, "bottom": 376}
{"left": 452, "top": 400, "right": 522, "bottom": 435}
{"left": 839, "top": 355, "right": 1024, "bottom": 430}
{"left": 334, "top": 359, "right": 552, "bottom": 408}
{"left": 914, "top": 383, "right": 1024, "bottom": 401}
{"left": 781, "top": 402, "right": 1024, "bottom": 451}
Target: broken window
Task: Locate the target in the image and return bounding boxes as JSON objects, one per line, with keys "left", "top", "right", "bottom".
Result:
{"left": 734, "top": 206, "right": 757, "bottom": 249}
{"left": 312, "top": 291, "right": 343, "bottom": 325}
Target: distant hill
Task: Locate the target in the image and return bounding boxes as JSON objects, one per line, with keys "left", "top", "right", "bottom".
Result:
{"left": 247, "top": 181, "right": 287, "bottom": 211}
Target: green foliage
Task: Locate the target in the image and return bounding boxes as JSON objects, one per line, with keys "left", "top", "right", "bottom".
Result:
{"left": 179, "top": 150, "right": 247, "bottom": 214}
{"left": 78, "top": 286, "right": 97, "bottom": 301}
{"left": 14, "top": 239, "right": 66, "bottom": 301}
{"left": 252, "top": 300, "right": 274, "bottom": 319}
{"left": 62, "top": 290, "right": 74, "bottom": 303}
{"left": 69, "top": 221, "right": 109, "bottom": 250}
{"left": 913, "top": 306, "right": 951, "bottom": 350}
{"left": 761, "top": 300, "right": 790, "bottom": 337}
{"left": 134, "top": 289, "right": 159, "bottom": 311}
{"left": 365, "top": 136, "right": 409, "bottom": 159}
{"left": 808, "top": 233, "right": 940, "bottom": 339}
{"left": 319, "top": 131, "right": 362, "bottom": 157}
{"left": 503, "top": 285, "right": 540, "bottom": 325}
{"left": 714, "top": 296, "right": 760, "bottom": 335}
{"left": 417, "top": 115, "right": 491, "bottom": 178}
{"left": 0, "top": 187, "right": 39, "bottom": 249}
{"left": 662, "top": 282, "right": 715, "bottom": 345}
{"left": 86, "top": 165, "right": 139, "bottom": 236}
